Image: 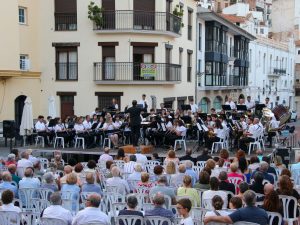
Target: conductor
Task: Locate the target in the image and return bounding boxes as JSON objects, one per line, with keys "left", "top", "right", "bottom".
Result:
{"left": 125, "top": 100, "right": 142, "bottom": 146}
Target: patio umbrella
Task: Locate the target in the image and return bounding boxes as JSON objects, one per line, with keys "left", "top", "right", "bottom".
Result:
{"left": 19, "top": 97, "right": 33, "bottom": 136}
{"left": 48, "top": 95, "right": 57, "bottom": 118}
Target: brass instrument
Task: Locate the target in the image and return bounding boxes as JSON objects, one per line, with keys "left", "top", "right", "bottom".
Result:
{"left": 207, "top": 129, "right": 215, "bottom": 138}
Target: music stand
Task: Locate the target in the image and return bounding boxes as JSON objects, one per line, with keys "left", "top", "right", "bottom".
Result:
{"left": 137, "top": 104, "right": 144, "bottom": 109}
{"left": 181, "top": 105, "right": 192, "bottom": 111}
{"left": 181, "top": 116, "right": 192, "bottom": 124}
{"left": 199, "top": 113, "right": 207, "bottom": 121}
{"left": 236, "top": 105, "right": 247, "bottom": 111}
{"left": 222, "top": 105, "right": 232, "bottom": 111}
{"left": 255, "top": 104, "right": 266, "bottom": 110}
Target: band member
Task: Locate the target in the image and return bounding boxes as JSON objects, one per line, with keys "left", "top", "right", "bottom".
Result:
{"left": 83, "top": 115, "right": 92, "bottom": 130}
{"left": 54, "top": 117, "right": 73, "bottom": 147}
{"left": 103, "top": 116, "right": 119, "bottom": 148}
{"left": 164, "top": 120, "right": 187, "bottom": 147}
{"left": 239, "top": 118, "right": 262, "bottom": 152}
{"left": 138, "top": 94, "right": 149, "bottom": 112}
{"left": 265, "top": 97, "right": 272, "bottom": 109}
{"left": 245, "top": 96, "right": 255, "bottom": 110}
{"left": 111, "top": 98, "right": 119, "bottom": 110}
{"left": 225, "top": 97, "right": 236, "bottom": 110}
{"left": 266, "top": 116, "right": 279, "bottom": 148}
{"left": 189, "top": 99, "right": 198, "bottom": 113}
{"left": 74, "top": 117, "right": 94, "bottom": 148}
{"left": 205, "top": 119, "right": 226, "bottom": 149}
{"left": 35, "top": 115, "right": 50, "bottom": 146}
{"left": 125, "top": 100, "right": 143, "bottom": 146}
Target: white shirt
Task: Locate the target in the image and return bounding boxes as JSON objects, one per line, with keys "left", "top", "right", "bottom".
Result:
{"left": 225, "top": 101, "right": 236, "bottom": 110}
{"left": 72, "top": 207, "right": 110, "bottom": 225}
{"left": 214, "top": 128, "right": 226, "bottom": 139}
{"left": 138, "top": 99, "right": 149, "bottom": 109}
{"left": 83, "top": 120, "right": 92, "bottom": 130}
{"left": 190, "top": 104, "right": 198, "bottom": 113}
{"left": 265, "top": 102, "right": 272, "bottom": 109}
{"left": 0, "top": 203, "right": 21, "bottom": 213}
{"left": 246, "top": 100, "right": 255, "bottom": 110}
{"left": 205, "top": 210, "right": 231, "bottom": 217}
{"left": 55, "top": 124, "right": 65, "bottom": 132}
{"left": 98, "top": 153, "right": 113, "bottom": 163}
{"left": 180, "top": 217, "right": 194, "bottom": 225}
{"left": 74, "top": 124, "right": 85, "bottom": 132}
{"left": 43, "top": 205, "right": 73, "bottom": 225}
{"left": 135, "top": 153, "right": 148, "bottom": 164}
{"left": 17, "top": 158, "right": 33, "bottom": 168}
{"left": 176, "top": 126, "right": 187, "bottom": 137}
{"left": 35, "top": 121, "right": 47, "bottom": 132}
{"left": 113, "top": 121, "right": 122, "bottom": 129}
{"left": 123, "top": 161, "right": 136, "bottom": 174}
{"left": 202, "top": 190, "right": 228, "bottom": 210}
{"left": 106, "top": 177, "right": 130, "bottom": 195}
{"left": 29, "top": 155, "right": 39, "bottom": 166}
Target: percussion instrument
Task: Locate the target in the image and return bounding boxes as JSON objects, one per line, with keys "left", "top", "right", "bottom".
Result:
{"left": 272, "top": 105, "right": 291, "bottom": 126}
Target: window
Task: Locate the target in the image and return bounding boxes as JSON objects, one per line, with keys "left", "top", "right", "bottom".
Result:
{"left": 19, "top": 55, "right": 29, "bottom": 70}
{"left": 98, "top": 94, "right": 121, "bottom": 111}
{"left": 260, "top": 28, "right": 264, "bottom": 34}
{"left": 199, "top": 97, "right": 210, "bottom": 113}
{"left": 54, "top": 0, "right": 77, "bottom": 31}
{"left": 19, "top": 7, "right": 26, "bottom": 24}
{"left": 213, "top": 96, "right": 223, "bottom": 111}
{"left": 179, "top": 49, "right": 183, "bottom": 65}
{"left": 55, "top": 47, "right": 78, "bottom": 80}
{"left": 198, "top": 23, "right": 202, "bottom": 51}
{"left": 188, "top": 10, "right": 193, "bottom": 41}
{"left": 198, "top": 59, "right": 201, "bottom": 74}
{"left": 187, "top": 51, "right": 192, "bottom": 82}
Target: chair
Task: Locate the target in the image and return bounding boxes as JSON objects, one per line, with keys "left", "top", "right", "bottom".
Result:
{"left": 111, "top": 202, "right": 127, "bottom": 221}
{"left": 248, "top": 137, "right": 261, "bottom": 155}
{"left": 176, "top": 195, "right": 197, "bottom": 206}
{"left": 22, "top": 211, "right": 41, "bottom": 225}
{"left": 54, "top": 133, "right": 65, "bottom": 148}
{"left": 279, "top": 195, "right": 298, "bottom": 225}
{"left": 116, "top": 215, "right": 144, "bottom": 225}
{"left": 291, "top": 168, "right": 300, "bottom": 186}
{"left": 227, "top": 177, "right": 243, "bottom": 194}
{"left": 75, "top": 135, "right": 85, "bottom": 149}
{"left": 103, "top": 137, "right": 111, "bottom": 148}
{"left": 196, "top": 161, "right": 206, "bottom": 169}
{"left": 38, "top": 188, "right": 54, "bottom": 201}
{"left": 267, "top": 211, "right": 283, "bottom": 225}
{"left": 191, "top": 207, "right": 208, "bottom": 221}
{"left": 145, "top": 216, "right": 172, "bottom": 225}
{"left": 211, "top": 138, "right": 226, "bottom": 154}
{"left": 105, "top": 185, "right": 119, "bottom": 193}
{"left": 174, "top": 135, "right": 187, "bottom": 152}
{"left": 113, "top": 160, "right": 125, "bottom": 171}
{"left": 127, "top": 180, "right": 139, "bottom": 192}
{"left": 61, "top": 191, "right": 80, "bottom": 215}
{"left": 31, "top": 198, "right": 50, "bottom": 214}
{"left": 192, "top": 166, "right": 202, "bottom": 177}
{"left": 258, "top": 133, "right": 265, "bottom": 151}
{"left": 40, "top": 217, "right": 68, "bottom": 225}
{"left": 0, "top": 211, "right": 21, "bottom": 225}
{"left": 39, "top": 157, "right": 49, "bottom": 171}
{"left": 35, "top": 135, "right": 45, "bottom": 147}
{"left": 18, "top": 188, "right": 38, "bottom": 210}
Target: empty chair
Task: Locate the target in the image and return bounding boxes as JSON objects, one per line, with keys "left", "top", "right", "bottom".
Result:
{"left": 40, "top": 218, "right": 68, "bottom": 225}
{"left": 18, "top": 188, "right": 38, "bottom": 210}
{"left": 174, "top": 135, "right": 187, "bottom": 152}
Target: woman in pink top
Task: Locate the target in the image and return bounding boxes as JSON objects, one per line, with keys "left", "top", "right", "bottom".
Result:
{"left": 227, "top": 163, "right": 244, "bottom": 194}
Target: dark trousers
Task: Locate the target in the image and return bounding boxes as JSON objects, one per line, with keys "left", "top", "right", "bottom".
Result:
{"left": 131, "top": 125, "right": 140, "bottom": 146}
{"left": 239, "top": 136, "right": 255, "bottom": 152}
{"left": 267, "top": 131, "right": 276, "bottom": 147}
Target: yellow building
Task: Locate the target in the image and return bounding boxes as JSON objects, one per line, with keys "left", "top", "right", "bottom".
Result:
{"left": 0, "top": 0, "right": 198, "bottom": 125}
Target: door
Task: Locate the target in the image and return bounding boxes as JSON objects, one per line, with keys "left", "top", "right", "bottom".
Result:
{"left": 134, "top": 0, "right": 155, "bottom": 30}
{"left": 60, "top": 95, "right": 74, "bottom": 120}
{"left": 166, "top": 0, "right": 171, "bottom": 31}
{"left": 14, "top": 95, "right": 27, "bottom": 129}
{"left": 102, "top": 0, "right": 115, "bottom": 29}
{"left": 133, "top": 53, "right": 143, "bottom": 80}
{"left": 104, "top": 57, "right": 115, "bottom": 80}
{"left": 165, "top": 48, "right": 171, "bottom": 81}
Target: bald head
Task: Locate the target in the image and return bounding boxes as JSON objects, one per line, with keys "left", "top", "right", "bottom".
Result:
{"left": 264, "top": 183, "right": 274, "bottom": 195}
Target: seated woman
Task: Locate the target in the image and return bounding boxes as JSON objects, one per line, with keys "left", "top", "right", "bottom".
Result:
{"left": 103, "top": 116, "right": 120, "bottom": 149}
{"left": 164, "top": 150, "right": 180, "bottom": 166}
{"left": 41, "top": 172, "right": 58, "bottom": 192}
{"left": 177, "top": 175, "right": 200, "bottom": 207}
{"left": 260, "top": 190, "right": 283, "bottom": 225}
{"left": 164, "top": 120, "right": 187, "bottom": 147}
{"left": 54, "top": 117, "right": 73, "bottom": 147}
{"left": 74, "top": 117, "right": 93, "bottom": 148}
{"left": 61, "top": 173, "right": 81, "bottom": 212}
{"left": 194, "top": 171, "right": 210, "bottom": 190}
{"left": 229, "top": 196, "right": 243, "bottom": 210}
{"left": 137, "top": 172, "right": 153, "bottom": 192}
{"left": 118, "top": 194, "right": 143, "bottom": 225}
{"left": 204, "top": 195, "right": 231, "bottom": 217}
{"left": 205, "top": 119, "right": 226, "bottom": 149}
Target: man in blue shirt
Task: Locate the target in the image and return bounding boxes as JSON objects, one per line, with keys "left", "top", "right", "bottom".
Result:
{"left": 184, "top": 160, "right": 197, "bottom": 186}
{"left": 0, "top": 172, "right": 18, "bottom": 198}
{"left": 19, "top": 167, "right": 40, "bottom": 189}
{"left": 204, "top": 190, "right": 268, "bottom": 225}
{"left": 291, "top": 157, "right": 300, "bottom": 185}
{"left": 82, "top": 173, "right": 102, "bottom": 195}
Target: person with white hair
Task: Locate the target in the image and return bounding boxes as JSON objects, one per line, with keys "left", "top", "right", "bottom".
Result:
{"left": 128, "top": 163, "right": 143, "bottom": 181}
{"left": 184, "top": 160, "right": 198, "bottom": 186}
{"left": 5, "top": 153, "right": 16, "bottom": 166}
{"left": 106, "top": 167, "right": 130, "bottom": 195}
{"left": 123, "top": 155, "right": 137, "bottom": 174}
{"left": 251, "top": 161, "right": 274, "bottom": 184}
{"left": 17, "top": 151, "right": 33, "bottom": 169}
{"left": 98, "top": 147, "right": 113, "bottom": 163}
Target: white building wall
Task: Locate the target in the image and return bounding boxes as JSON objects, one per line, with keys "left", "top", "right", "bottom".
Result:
{"left": 248, "top": 37, "right": 295, "bottom": 108}
{"left": 222, "top": 3, "right": 250, "bottom": 17}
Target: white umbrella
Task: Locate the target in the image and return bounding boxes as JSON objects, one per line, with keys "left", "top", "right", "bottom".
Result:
{"left": 48, "top": 95, "right": 57, "bottom": 118}
{"left": 19, "top": 97, "right": 33, "bottom": 136}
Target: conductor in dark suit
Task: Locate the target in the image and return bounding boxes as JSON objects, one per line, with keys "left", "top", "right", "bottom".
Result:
{"left": 125, "top": 100, "right": 142, "bottom": 146}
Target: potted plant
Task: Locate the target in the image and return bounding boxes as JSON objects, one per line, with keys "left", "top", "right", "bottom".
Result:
{"left": 172, "top": 4, "right": 184, "bottom": 33}
{"left": 88, "top": 1, "right": 103, "bottom": 29}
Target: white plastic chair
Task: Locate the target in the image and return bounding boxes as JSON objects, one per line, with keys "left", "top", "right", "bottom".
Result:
{"left": 54, "top": 133, "right": 65, "bottom": 148}
{"left": 191, "top": 207, "right": 208, "bottom": 221}
{"left": 80, "top": 192, "right": 97, "bottom": 205}
{"left": 145, "top": 216, "right": 172, "bottom": 225}
{"left": 40, "top": 217, "right": 68, "bottom": 225}
{"left": 103, "top": 137, "right": 111, "bottom": 148}
{"left": 174, "top": 135, "right": 187, "bottom": 152}
{"left": 113, "top": 160, "right": 125, "bottom": 171}
{"left": 75, "top": 135, "right": 85, "bottom": 149}
{"left": 228, "top": 177, "right": 244, "bottom": 194}
{"left": 248, "top": 137, "right": 261, "bottom": 155}
{"left": 279, "top": 195, "right": 299, "bottom": 225}
{"left": 38, "top": 157, "right": 49, "bottom": 171}
{"left": 267, "top": 211, "right": 283, "bottom": 225}
{"left": 0, "top": 211, "right": 21, "bottom": 225}
{"left": 22, "top": 211, "right": 41, "bottom": 225}
{"left": 31, "top": 198, "right": 50, "bottom": 214}
{"left": 111, "top": 202, "right": 127, "bottom": 221}
{"left": 35, "top": 135, "right": 45, "bottom": 147}
{"left": 211, "top": 138, "right": 226, "bottom": 154}
{"left": 291, "top": 168, "right": 300, "bottom": 186}
{"left": 192, "top": 166, "right": 202, "bottom": 177}
{"left": 38, "top": 188, "right": 54, "bottom": 201}
{"left": 196, "top": 161, "right": 206, "bottom": 169}
{"left": 61, "top": 191, "right": 80, "bottom": 215}
{"left": 18, "top": 188, "right": 38, "bottom": 210}
{"left": 116, "top": 215, "right": 144, "bottom": 225}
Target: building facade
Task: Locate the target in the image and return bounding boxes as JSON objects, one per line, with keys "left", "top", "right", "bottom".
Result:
{"left": 196, "top": 7, "right": 255, "bottom": 113}
{"left": 0, "top": 0, "right": 198, "bottom": 124}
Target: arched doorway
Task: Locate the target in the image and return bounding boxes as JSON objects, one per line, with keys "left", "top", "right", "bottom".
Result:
{"left": 14, "top": 95, "right": 27, "bottom": 128}
{"left": 213, "top": 96, "right": 223, "bottom": 111}
{"left": 198, "top": 97, "right": 210, "bottom": 113}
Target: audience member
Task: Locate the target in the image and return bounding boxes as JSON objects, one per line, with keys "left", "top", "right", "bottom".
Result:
{"left": 204, "top": 195, "right": 231, "bottom": 217}
{"left": 185, "top": 160, "right": 198, "bottom": 186}
{"left": 128, "top": 163, "right": 143, "bottom": 181}
{"left": 106, "top": 167, "right": 130, "bottom": 195}
{"left": 218, "top": 171, "right": 235, "bottom": 194}
{"left": 179, "top": 149, "right": 196, "bottom": 165}
{"left": 118, "top": 194, "right": 143, "bottom": 225}
{"left": 194, "top": 171, "right": 210, "bottom": 190}
{"left": 170, "top": 164, "right": 186, "bottom": 187}
{"left": 124, "top": 155, "right": 137, "bottom": 174}
{"left": 98, "top": 147, "right": 113, "bottom": 163}
{"left": 252, "top": 161, "right": 274, "bottom": 184}
{"left": 41, "top": 172, "right": 58, "bottom": 192}
{"left": 5, "top": 154, "right": 17, "bottom": 166}
{"left": 8, "top": 164, "right": 21, "bottom": 184}
{"left": 176, "top": 198, "right": 194, "bottom": 225}
{"left": 196, "top": 149, "right": 212, "bottom": 162}
{"left": 0, "top": 172, "right": 18, "bottom": 197}
{"left": 82, "top": 173, "right": 102, "bottom": 195}
{"left": 229, "top": 196, "right": 243, "bottom": 210}
{"left": 164, "top": 150, "right": 179, "bottom": 165}
{"left": 0, "top": 190, "right": 21, "bottom": 213}
{"left": 17, "top": 151, "right": 33, "bottom": 169}
{"left": 249, "top": 171, "right": 265, "bottom": 194}
{"left": 149, "top": 176, "right": 176, "bottom": 205}
{"left": 19, "top": 167, "right": 40, "bottom": 189}
{"left": 177, "top": 175, "right": 200, "bottom": 207}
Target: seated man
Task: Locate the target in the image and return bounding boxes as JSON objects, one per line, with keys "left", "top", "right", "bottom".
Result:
{"left": 145, "top": 193, "right": 175, "bottom": 222}
{"left": 8, "top": 164, "right": 21, "bottom": 185}
{"left": 0, "top": 172, "right": 18, "bottom": 197}
{"left": 82, "top": 173, "right": 102, "bottom": 195}
{"left": 252, "top": 161, "right": 274, "bottom": 184}
{"left": 149, "top": 176, "right": 176, "bottom": 205}
{"left": 291, "top": 157, "right": 300, "bottom": 185}
{"left": 19, "top": 167, "right": 40, "bottom": 189}
{"left": 106, "top": 167, "right": 130, "bottom": 195}
{"left": 0, "top": 190, "right": 21, "bottom": 213}
{"left": 204, "top": 190, "right": 268, "bottom": 225}
{"left": 42, "top": 192, "right": 73, "bottom": 225}
{"left": 72, "top": 193, "right": 110, "bottom": 225}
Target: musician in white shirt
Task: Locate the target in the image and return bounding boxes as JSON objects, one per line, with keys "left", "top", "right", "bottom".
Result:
{"left": 239, "top": 118, "right": 260, "bottom": 152}
{"left": 83, "top": 115, "right": 92, "bottom": 130}
{"left": 189, "top": 99, "right": 198, "bottom": 113}
{"left": 54, "top": 118, "right": 73, "bottom": 147}
{"left": 225, "top": 97, "right": 236, "bottom": 110}
{"left": 264, "top": 97, "right": 272, "bottom": 109}
{"left": 35, "top": 115, "right": 50, "bottom": 146}
{"left": 103, "top": 116, "right": 119, "bottom": 148}
{"left": 74, "top": 117, "right": 94, "bottom": 148}
{"left": 138, "top": 94, "right": 149, "bottom": 112}
{"left": 267, "top": 116, "right": 279, "bottom": 148}
{"left": 245, "top": 96, "right": 255, "bottom": 110}
{"left": 165, "top": 120, "right": 187, "bottom": 147}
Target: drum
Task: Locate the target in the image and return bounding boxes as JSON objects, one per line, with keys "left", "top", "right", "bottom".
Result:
{"left": 272, "top": 105, "right": 291, "bottom": 125}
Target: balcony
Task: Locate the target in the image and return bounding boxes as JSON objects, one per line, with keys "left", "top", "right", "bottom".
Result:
{"left": 198, "top": 74, "right": 247, "bottom": 90}
{"left": 94, "top": 62, "right": 181, "bottom": 84}
{"left": 54, "top": 13, "right": 77, "bottom": 31}
{"left": 93, "top": 11, "right": 182, "bottom": 37}
{"left": 268, "top": 68, "right": 287, "bottom": 77}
